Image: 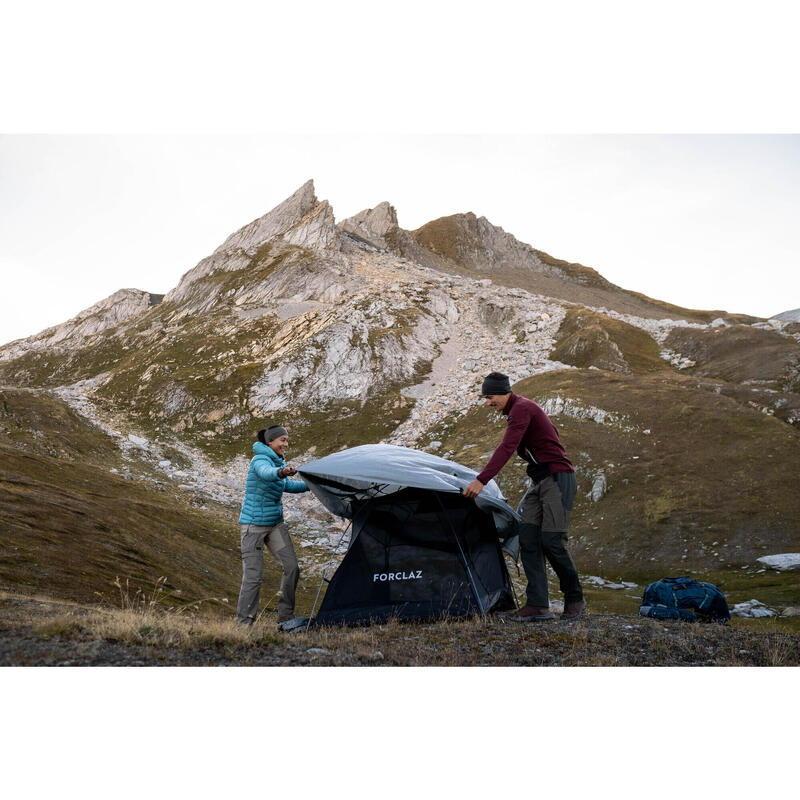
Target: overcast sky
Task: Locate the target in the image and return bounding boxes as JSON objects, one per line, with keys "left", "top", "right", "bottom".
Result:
{"left": 1, "top": 133, "right": 798, "bottom": 345}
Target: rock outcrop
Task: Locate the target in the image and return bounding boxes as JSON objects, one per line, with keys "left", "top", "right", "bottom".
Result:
{"left": 339, "top": 202, "right": 399, "bottom": 250}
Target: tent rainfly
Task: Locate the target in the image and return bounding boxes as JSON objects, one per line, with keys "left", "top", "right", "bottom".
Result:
{"left": 298, "top": 444, "right": 520, "bottom": 627}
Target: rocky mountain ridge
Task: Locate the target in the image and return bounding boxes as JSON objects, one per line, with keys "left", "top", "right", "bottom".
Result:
{"left": 0, "top": 289, "right": 164, "bottom": 361}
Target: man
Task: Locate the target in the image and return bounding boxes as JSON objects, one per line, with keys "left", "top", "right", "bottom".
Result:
{"left": 463, "top": 372, "right": 586, "bottom": 622}
{"left": 236, "top": 424, "right": 308, "bottom": 626}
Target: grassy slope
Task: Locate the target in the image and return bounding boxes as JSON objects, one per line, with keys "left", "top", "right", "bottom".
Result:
{"left": 0, "top": 388, "right": 330, "bottom": 611}
{"left": 663, "top": 324, "right": 800, "bottom": 429}
{"left": 0, "top": 445, "right": 237, "bottom": 605}
{"left": 550, "top": 307, "right": 665, "bottom": 373}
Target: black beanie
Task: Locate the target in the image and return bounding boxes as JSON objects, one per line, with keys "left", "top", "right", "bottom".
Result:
{"left": 481, "top": 372, "right": 512, "bottom": 396}
{"left": 258, "top": 425, "right": 288, "bottom": 444}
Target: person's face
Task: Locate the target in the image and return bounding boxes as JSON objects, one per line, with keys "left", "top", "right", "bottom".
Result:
{"left": 269, "top": 434, "right": 289, "bottom": 457}
{"left": 483, "top": 394, "right": 509, "bottom": 412}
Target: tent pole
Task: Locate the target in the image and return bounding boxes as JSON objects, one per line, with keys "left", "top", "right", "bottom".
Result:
{"left": 434, "top": 493, "right": 486, "bottom": 616}
{"left": 306, "top": 519, "right": 353, "bottom": 631}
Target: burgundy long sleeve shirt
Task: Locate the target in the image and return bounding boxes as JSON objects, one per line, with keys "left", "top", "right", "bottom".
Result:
{"left": 476, "top": 392, "right": 573, "bottom": 485}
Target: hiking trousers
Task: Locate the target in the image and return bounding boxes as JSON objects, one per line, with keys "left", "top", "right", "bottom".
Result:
{"left": 236, "top": 522, "right": 299, "bottom": 625}
{"left": 518, "top": 472, "right": 583, "bottom": 608}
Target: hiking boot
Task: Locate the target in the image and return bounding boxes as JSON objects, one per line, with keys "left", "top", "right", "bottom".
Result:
{"left": 507, "top": 605, "right": 555, "bottom": 622}
{"left": 561, "top": 599, "right": 587, "bottom": 620}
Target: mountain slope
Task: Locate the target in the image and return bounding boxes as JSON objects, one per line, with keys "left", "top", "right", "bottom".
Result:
{"left": 0, "top": 388, "right": 237, "bottom": 604}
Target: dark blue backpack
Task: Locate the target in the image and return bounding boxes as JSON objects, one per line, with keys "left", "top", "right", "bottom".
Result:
{"left": 639, "top": 577, "right": 730, "bottom": 623}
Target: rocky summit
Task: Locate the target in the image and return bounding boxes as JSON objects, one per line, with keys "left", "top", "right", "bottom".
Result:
{"left": 1, "top": 179, "right": 799, "bottom": 629}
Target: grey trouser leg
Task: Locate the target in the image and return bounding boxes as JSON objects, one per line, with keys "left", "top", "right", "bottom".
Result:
{"left": 519, "top": 473, "right": 583, "bottom": 607}
{"left": 236, "top": 522, "right": 300, "bottom": 625}
{"left": 264, "top": 523, "right": 299, "bottom": 623}
{"left": 518, "top": 522, "right": 549, "bottom": 608}
{"left": 237, "top": 523, "right": 268, "bottom": 625}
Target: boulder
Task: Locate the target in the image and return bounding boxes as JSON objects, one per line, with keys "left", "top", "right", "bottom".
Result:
{"left": 591, "top": 473, "right": 607, "bottom": 502}
{"left": 756, "top": 553, "right": 800, "bottom": 571}
{"left": 731, "top": 599, "right": 776, "bottom": 618}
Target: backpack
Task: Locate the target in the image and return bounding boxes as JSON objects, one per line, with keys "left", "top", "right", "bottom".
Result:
{"left": 639, "top": 576, "right": 730, "bottom": 623}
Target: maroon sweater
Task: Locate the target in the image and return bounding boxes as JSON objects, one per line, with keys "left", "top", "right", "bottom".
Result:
{"left": 476, "top": 392, "right": 573, "bottom": 485}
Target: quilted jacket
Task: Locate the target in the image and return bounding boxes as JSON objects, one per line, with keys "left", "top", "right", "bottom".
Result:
{"left": 238, "top": 441, "right": 308, "bottom": 526}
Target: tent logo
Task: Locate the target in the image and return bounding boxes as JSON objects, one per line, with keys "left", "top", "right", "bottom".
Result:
{"left": 373, "top": 570, "right": 423, "bottom": 582}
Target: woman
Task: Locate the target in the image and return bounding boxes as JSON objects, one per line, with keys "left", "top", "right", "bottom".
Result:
{"left": 236, "top": 425, "right": 308, "bottom": 626}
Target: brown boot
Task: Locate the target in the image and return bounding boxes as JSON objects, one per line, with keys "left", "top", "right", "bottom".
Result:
{"left": 507, "top": 605, "right": 555, "bottom": 622}
{"left": 561, "top": 599, "right": 586, "bottom": 620}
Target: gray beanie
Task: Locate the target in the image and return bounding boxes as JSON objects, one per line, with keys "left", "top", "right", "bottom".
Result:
{"left": 258, "top": 425, "right": 288, "bottom": 444}
{"left": 481, "top": 372, "right": 512, "bottom": 396}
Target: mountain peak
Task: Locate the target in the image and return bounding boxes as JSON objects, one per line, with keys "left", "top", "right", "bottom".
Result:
{"left": 213, "top": 179, "right": 338, "bottom": 255}
{"left": 339, "top": 201, "right": 399, "bottom": 249}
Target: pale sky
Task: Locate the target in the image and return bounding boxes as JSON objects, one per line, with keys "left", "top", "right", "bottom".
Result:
{"left": 1, "top": 133, "right": 798, "bottom": 346}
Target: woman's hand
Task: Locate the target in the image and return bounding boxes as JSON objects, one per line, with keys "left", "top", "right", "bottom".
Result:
{"left": 279, "top": 466, "right": 298, "bottom": 478}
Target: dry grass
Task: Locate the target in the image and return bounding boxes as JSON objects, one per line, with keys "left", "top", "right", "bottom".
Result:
{"left": 2, "top": 581, "right": 271, "bottom": 652}
{"left": 29, "top": 600, "right": 279, "bottom": 651}
{"left": 3, "top": 586, "right": 800, "bottom": 666}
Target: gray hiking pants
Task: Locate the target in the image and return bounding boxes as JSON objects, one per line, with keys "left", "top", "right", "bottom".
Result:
{"left": 236, "top": 522, "right": 299, "bottom": 625}
{"left": 518, "top": 472, "right": 583, "bottom": 608}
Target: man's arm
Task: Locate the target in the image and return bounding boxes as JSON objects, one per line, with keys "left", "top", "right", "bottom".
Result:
{"left": 464, "top": 406, "right": 532, "bottom": 497}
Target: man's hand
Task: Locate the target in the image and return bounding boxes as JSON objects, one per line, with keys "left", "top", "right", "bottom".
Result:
{"left": 279, "top": 466, "right": 298, "bottom": 478}
{"left": 463, "top": 479, "right": 484, "bottom": 499}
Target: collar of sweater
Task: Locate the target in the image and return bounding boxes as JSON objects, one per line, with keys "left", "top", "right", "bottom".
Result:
{"left": 502, "top": 392, "right": 519, "bottom": 416}
{"left": 252, "top": 441, "right": 285, "bottom": 466}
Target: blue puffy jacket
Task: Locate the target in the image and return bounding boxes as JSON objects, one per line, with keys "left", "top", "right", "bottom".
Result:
{"left": 238, "top": 441, "right": 308, "bottom": 526}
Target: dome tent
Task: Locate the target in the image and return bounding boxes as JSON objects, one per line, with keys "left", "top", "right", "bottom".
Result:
{"left": 297, "top": 444, "right": 519, "bottom": 627}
